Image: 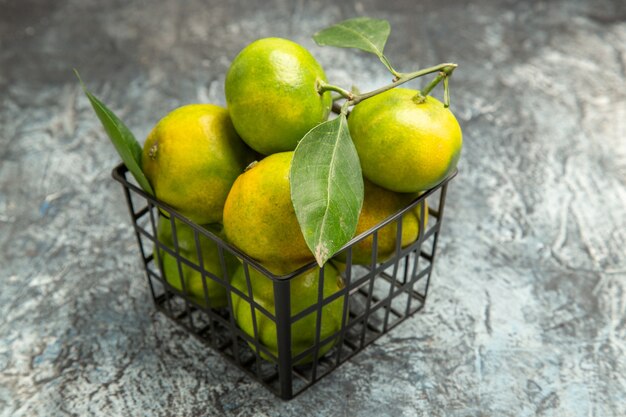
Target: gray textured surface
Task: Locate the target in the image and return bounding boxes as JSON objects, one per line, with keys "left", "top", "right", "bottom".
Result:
{"left": 1, "top": 0, "right": 626, "bottom": 416}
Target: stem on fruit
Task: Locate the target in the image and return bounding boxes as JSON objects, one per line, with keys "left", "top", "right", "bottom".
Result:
{"left": 318, "top": 63, "right": 457, "bottom": 112}
{"left": 323, "top": 62, "right": 458, "bottom": 112}
{"left": 413, "top": 64, "right": 457, "bottom": 105}
{"left": 443, "top": 75, "right": 450, "bottom": 108}
{"left": 317, "top": 80, "right": 354, "bottom": 100}
{"left": 415, "top": 72, "right": 445, "bottom": 101}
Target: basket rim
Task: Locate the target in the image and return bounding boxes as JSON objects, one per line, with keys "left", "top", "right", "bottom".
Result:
{"left": 112, "top": 162, "right": 456, "bottom": 282}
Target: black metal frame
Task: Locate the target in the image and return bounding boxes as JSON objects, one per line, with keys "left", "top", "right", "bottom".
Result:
{"left": 112, "top": 163, "right": 456, "bottom": 400}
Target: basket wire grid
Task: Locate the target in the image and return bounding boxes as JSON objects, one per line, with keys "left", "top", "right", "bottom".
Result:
{"left": 112, "top": 163, "right": 455, "bottom": 399}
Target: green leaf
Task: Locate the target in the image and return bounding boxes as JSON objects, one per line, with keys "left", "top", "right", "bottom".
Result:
{"left": 290, "top": 115, "right": 364, "bottom": 266}
{"left": 313, "top": 17, "right": 391, "bottom": 59}
{"left": 74, "top": 70, "right": 154, "bottom": 196}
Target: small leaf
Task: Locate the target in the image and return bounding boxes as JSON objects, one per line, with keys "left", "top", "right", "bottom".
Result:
{"left": 313, "top": 17, "right": 390, "bottom": 58}
{"left": 290, "top": 115, "right": 364, "bottom": 266}
{"left": 74, "top": 70, "right": 154, "bottom": 196}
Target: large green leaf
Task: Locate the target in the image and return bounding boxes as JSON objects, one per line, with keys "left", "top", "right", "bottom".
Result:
{"left": 290, "top": 115, "right": 364, "bottom": 266}
{"left": 75, "top": 70, "right": 154, "bottom": 196}
{"left": 313, "top": 17, "right": 391, "bottom": 58}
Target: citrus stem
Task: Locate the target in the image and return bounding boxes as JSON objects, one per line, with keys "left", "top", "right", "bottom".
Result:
{"left": 412, "top": 64, "right": 456, "bottom": 105}
{"left": 417, "top": 72, "right": 446, "bottom": 100}
{"left": 354, "top": 63, "right": 456, "bottom": 105}
{"left": 319, "top": 62, "right": 458, "bottom": 112}
{"left": 317, "top": 80, "right": 354, "bottom": 100}
{"left": 443, "top": 75, "right": 450, "bottom": 108}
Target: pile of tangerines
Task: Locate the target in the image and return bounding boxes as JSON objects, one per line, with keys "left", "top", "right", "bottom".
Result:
{"left": 142, "top": 37, "right": 461, "bottom": 362}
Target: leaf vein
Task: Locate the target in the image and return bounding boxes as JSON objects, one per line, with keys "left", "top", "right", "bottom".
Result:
{"left": 335, "top": 24, "right": 383, "bottom": 56}
{"left": 316, "top": 117, "right": 345, "bottom": 251}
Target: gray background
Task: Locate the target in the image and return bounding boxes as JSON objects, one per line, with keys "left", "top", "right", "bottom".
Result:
{"left": 1, "top": 0, "right": 625, "bottom": 416}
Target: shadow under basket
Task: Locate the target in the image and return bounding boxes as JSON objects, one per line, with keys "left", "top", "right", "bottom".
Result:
{"left": 112, "top": 163, "right": 456, "bottom": 400}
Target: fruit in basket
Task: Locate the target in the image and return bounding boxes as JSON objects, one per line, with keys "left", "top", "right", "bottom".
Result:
{"left": 142, "top": 104, "right": 254, "bottom": 225}
{"left": 348, "top": 88, "right": 462, "bottom": 193}
{"left": 335, "top": 180, "right": 429, "bottom": 265}
{"left": 156, "top": 216, "right": 239, "bottom": 308}
{"left": 223, "top": 151, "right": 314, "bottom": 273}
{"left": 231, "top": 264, "right": 344, "bottom": 363}
{"left": 79, "top": 15, "right": 463, "bottom": 400}
{"left": 225, "top": 37, "right": 332, "bottom": 155}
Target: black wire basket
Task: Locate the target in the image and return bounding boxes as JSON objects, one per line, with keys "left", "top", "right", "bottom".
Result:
{"left": 112, "top": 163, "right": 456, "bottom": 400}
